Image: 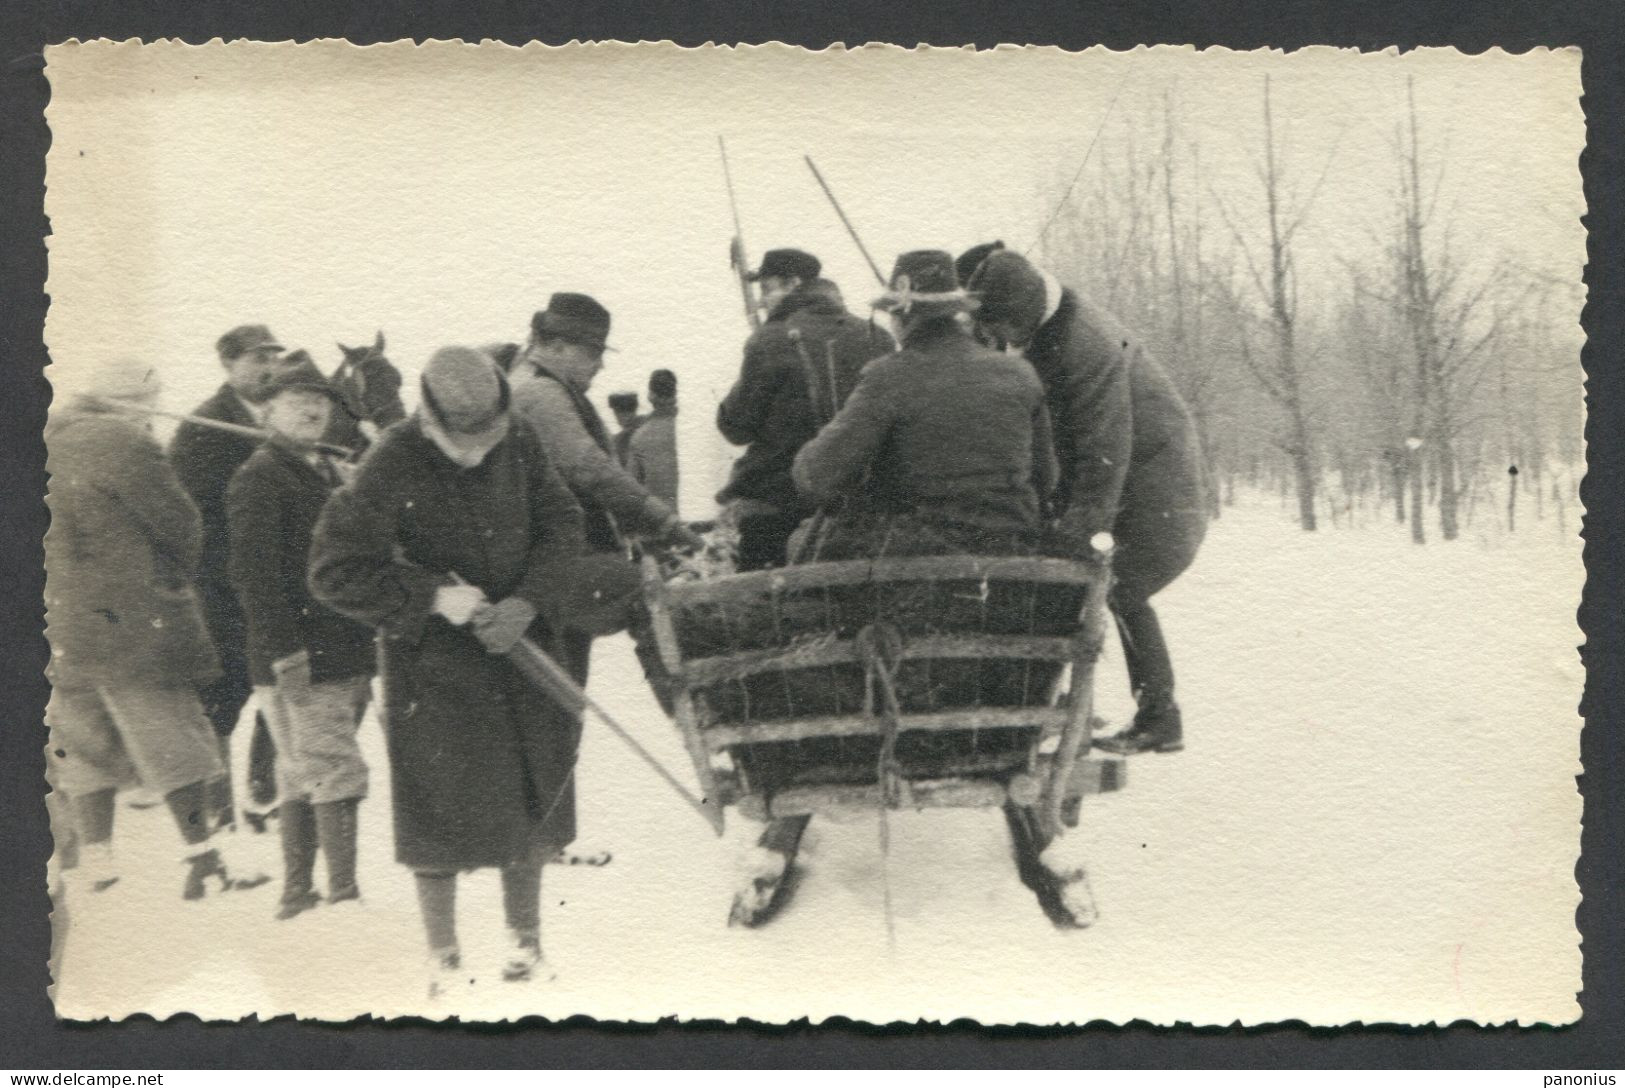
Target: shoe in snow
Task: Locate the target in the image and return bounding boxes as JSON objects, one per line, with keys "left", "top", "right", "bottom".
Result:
{"left": 728, "top": 845, "right": 793, "bottom": 928}
{"left": 547, "top": 848, "right": 612, "bottom": 867}
{"left": 327, "top": 883, "right": 361, "bottom": 906}
{"left": 501, "top": 930, "right": 555, "bottom": 983}
{"left": 1094, "top": 700, "right": 1183, "bottom": 755}
{"left": 182, "top": 843, "right": 273, "bottom": 900}
{"left": 77, "top": 842, "right": 120, "bottom": 893}
{"left": 427, "top": 948, "right": 470, "bottom": 1001}
{"left": 275, "top": 889, "right": 321, "bottom": 920}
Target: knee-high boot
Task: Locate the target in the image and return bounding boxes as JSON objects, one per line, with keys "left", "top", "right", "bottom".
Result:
{"left": 277, "top": 799, "right": 319, "bottom": 918}
{"left": 313, "top": 798, "right": 360, "bottom": 903}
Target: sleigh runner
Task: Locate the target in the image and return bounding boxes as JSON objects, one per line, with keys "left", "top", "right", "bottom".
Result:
{"left": 639, "top": 545, "right": 1125, "bottom": 927}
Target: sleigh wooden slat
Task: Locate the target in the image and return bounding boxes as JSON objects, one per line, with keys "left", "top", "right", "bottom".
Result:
{"left": 641, "top": 548, "right": 1122, "bottom": 829}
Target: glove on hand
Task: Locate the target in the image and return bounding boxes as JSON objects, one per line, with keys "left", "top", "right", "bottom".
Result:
{"left": 472, "top": 596, "right": 537, "bottom": 654}
{"left": 433, "top": 584, "right": 487, "bottom": 626}
{"left": 661, "top": 516, "right": 707, "bottom": 553}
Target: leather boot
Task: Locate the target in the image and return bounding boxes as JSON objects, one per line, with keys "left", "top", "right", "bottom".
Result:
{"left": 1095, "top": 694, "right": 1184, "bottom": 755}
{"left": 276, "top": 799, "right": 320, "bottom": 919}
{"left": 313, "top": 798, "right": 360, "bottom": 904}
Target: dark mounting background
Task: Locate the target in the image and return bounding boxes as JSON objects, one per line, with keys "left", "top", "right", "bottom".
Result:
{"left": 1, "top": 0, "right": 1620, "bottom": 1070}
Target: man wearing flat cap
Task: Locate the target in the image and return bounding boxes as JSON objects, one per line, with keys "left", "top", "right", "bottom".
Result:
{"left": 959, "top": 242, "right": 1208, "bottom": 756}
{"left": 170, "top": 323, "right": 293, "bottom": 831}
{"left": 509, "top": 293, "right": 703, "bottom": 688}
{"left": 310, "top": 344, "right": 620, "bottom": 993}
{"left": 717, "top": 247, "right": 894, "bottom": 571}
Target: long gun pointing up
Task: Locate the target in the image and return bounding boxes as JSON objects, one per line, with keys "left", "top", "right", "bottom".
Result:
{"left": 804, "top": 155, "right": 887, "bottom": 287}
{"left": 718, "top": 136, "right": 761, "bottom": 331}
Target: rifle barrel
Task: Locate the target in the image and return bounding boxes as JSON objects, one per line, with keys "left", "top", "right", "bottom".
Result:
{"left": 88, "top": 397, "right": 356, "bottom": 459}
{"left": 804, "top": 155, "right": 887, "bottom": 286}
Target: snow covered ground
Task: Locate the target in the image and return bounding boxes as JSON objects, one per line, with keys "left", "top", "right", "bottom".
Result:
{"left": 51, "top": 494, "right": 1583, "bottom": 1026}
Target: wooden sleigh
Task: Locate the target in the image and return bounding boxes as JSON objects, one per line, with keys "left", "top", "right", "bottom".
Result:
{"left": 639, "top": 545, "right": 1126, "bottom": 928}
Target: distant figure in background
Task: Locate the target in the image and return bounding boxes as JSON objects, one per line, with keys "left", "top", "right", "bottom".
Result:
{"left": 607, "top": 391, "right": 644, "bottom": 467}
{"left": 627, "top": 369, "right": 679, "bottom": 517}
{"left": 716, "top": 247, "right": 894, "bottom": 571}
{"left": 169, "top": 323, "right": 290, "bottom": 831}
{"left": 327, "top": 332, "right": 407, "bottom": 451}
{"left": 227, "top": 360, "right": 377, "bottom": 920}
{"left": 960, "top": 242, "right": 1208, "bottom": 755}
{"left": 46, "top": 357, "right": 271, "bottom": 900}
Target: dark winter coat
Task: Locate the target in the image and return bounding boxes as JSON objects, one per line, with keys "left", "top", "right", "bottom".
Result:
{"left": 168, "top": 384, "right": 262, "bottom": 655}
{"left": 1027, "top": 288, "right": 1207, "bottom": 591}
{"left": 307, "top": 416, "right": 589, "bottom": 871}
{"left": 792, "top": 320, "right": 1059, "bottom": 538}
{"left": 226, "top": 440, "right": 378, "bottom": 687}
{"left": 45, "top": 403, "right": 220, "bottom": 687}
{"left": 717, "top": 281, "right": 895, "bottom": 515}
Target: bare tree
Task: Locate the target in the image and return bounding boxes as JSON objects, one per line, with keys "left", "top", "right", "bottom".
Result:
{"left": 1211, "top": 74, "right": 1334, "bottom": 531}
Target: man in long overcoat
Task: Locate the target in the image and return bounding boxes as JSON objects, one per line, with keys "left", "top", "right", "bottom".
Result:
{"left": 169, "top": 323, "right": 291, "bottom": 825}
{"left": 46, "top": 357, "right": 271, "bottom": 900}
{"left": 960, "top": 244, "right": 1208, "bottom": 754}
{"left": 627, "top": 369, "right": 680, "bottom": 516}
{"left": 308, "top": 345, "right": 588, "bottom": 993}
{"left": 716, "top": 248, "right": 895, "bottom": 570}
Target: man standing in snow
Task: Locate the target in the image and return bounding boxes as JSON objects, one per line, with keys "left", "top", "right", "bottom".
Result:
{"left": 627, "top": 369, "right": 680, "bottom": 517}
{"left": 46, "top": 357, "right": 272, "bottom": 901}
{"left": 716, "top": 248, "right": 894, "bottom": 571}
{"left": 959, "top": 243, "right": 1208, "bottom": 755}
{"left": 309, "top": 345, "right": 593, "bottom": 994}
{"left": 228, "top": 359, "right": 377, "bottom": 920}
{"left": 606, "top": 391, "right": 644, "bottom": 467}
{"left": 170, "top": 323, "right": 290, "bottom": 829}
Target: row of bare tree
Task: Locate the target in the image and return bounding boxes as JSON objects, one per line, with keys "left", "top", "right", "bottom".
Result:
{"left": 1034, "top": 76, "right": 1581, "bottom": 542}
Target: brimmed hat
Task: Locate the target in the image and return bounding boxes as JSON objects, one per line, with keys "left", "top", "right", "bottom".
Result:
{"left": 872, "top": 250, "right": 978, "bottom": 317}
{"left": 747, "top": 248, "right": 822, "bottom": 283}
{"left": 607, "top": 391, "right": 640, "bottom": 413}
{"left": 79, "top": 356, "right": 163, "bottom": 402}
{"left": 264, "top": 351, "right": 341, "bottom": 403}
{"left": 217, "top": 324, "right": 283, "bottom": 361}
{"left": 531, "top": 293, "right": 616, "bottom": 354}
{"left": 421, "top": 345, "right": 510, "bottom": 431}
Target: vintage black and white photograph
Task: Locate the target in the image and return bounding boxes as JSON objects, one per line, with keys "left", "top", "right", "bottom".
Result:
{"left": 40, "top": 40, "right": 1584, "bottom": 1025}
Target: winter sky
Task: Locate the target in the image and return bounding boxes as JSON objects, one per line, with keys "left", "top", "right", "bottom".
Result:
{"left": 44, "top": 41, "right": 1584, "bottom": 515}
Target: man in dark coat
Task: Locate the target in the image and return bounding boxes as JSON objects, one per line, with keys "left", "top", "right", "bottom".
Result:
{"left": 961, "top": 243, "right": 1209, "bottom": 754}
{"left": 46, "top": 357, "right": 271, "bottom": 900}
{"left": 793, "top": 249, "right": 1058, "bottom": 561}
{"left": 717, "top": 247, "right": 894, "bottom": 570}
{"left": 169, "top": 323, "right": 290, "bottom": 826}
{"left": 228, "top": 360, "right": 377, "bottom": 919}
{"left": 309, "top": 345, "right": 589, "bottom": 994}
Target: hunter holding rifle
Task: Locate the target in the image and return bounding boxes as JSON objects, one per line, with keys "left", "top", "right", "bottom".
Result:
{"left": 716, "top": 247, "right": 894, "bottom": 570}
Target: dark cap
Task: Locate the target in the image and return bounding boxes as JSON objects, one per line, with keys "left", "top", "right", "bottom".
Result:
{"left": 217, "top": 324, "right": 283, "bottom": 361}
{"left": 648, "top": 368, "right": 677, "bottom": 401}
{"left": 263, "top": 352, "right": 341, "bottom": 403}
{"left": 531, "top": 292, "right": 615, "bottom": 354}
{"left": 955, "top": 241, "right": 1007, "bottom": 287}
{"left": 607, "top": 391, "right": 640, "bottom": 412}
{"left": 872, "top": 250, "right": 976, "bottom": 316}
{"left": 747, "top": 248, "right": 821, "bottom": 283}
{"left": 966, "top": 249, "right": 1048, "bottom": 341}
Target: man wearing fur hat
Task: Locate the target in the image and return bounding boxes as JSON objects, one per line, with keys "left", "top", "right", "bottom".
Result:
{"left": 227, "top": 358, "right": 376, "bottom": 920}
{"left": 959, "top": 242, "right": 1208, "bottom": 755}
{"left": 170, "top": 323, "right": 291, "bottom": 829}
{"left": 309, "top": 345, "right": 603, "bottom": 994}
{"left": 718, "top": 248, "right": 894, "bottom": 571}
{"left": 46, "top": 357, "right": 272, "bottom": 900}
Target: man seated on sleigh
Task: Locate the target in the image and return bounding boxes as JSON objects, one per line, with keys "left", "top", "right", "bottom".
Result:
{"left": 790, "top": 249, "right": 1058, "bottom": 562}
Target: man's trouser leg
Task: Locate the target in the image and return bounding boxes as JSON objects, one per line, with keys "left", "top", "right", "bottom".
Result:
{"left": 199, "top": 643, "right": 254, "bottom": 828}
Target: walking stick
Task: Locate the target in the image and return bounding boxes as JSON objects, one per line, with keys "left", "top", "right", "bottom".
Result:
{"left": 803, "top": 155, "right": 887, "bottom": 286}
{"left": 450, "top": 574, "right": 725, "bottom": 835}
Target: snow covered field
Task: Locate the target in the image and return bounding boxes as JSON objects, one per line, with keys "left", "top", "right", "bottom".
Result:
{"left": 51, "top": 494, "right": 1583, "bottom": 1026}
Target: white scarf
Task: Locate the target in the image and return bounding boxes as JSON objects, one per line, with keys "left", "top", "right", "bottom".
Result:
{"left": 1038, "top": 266, "right": 1065, "bottom": 327}
{"left": 418, "top": 408, "right": 510, "bottom": 469}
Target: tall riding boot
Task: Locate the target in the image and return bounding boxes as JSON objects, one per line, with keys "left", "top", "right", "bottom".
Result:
{"left": 313, "top": 798, "right": 360, "bottom": 903}
{"left": 247, "top": 713, "right": 279, "bottom": 812}
{"left": 276, "top": 799, "right": 320, "bottom": 919}
{"left": 205, "top": 734, "right": 236, "bottom": 832}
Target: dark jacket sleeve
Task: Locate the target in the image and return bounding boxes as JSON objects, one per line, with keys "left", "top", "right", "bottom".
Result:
{"left": 716, "top": 330, "right": 783, "bottom": 446}
{"left": 226, "top": 460, "right": 301, "bottom": 664}
{"left": 514, "top": 431, "right": 589, "bottom": 612}
{"left": 1058, "top": 322, "right": 1134, "bottom": 538}
{"left": 307, "top": 448, "right": 442, "bottom": 645}
{"left": 791, "top": 359, "right": 898, "bottom": 503}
